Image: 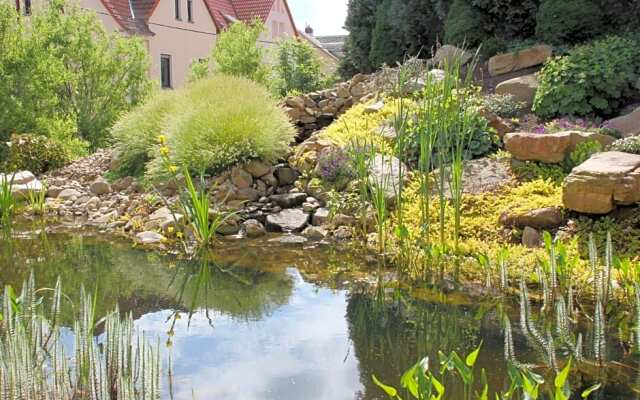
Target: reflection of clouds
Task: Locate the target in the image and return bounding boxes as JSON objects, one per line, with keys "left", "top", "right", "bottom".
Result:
{"left": 134, "top": 272, "right": 362, "bottom": 400}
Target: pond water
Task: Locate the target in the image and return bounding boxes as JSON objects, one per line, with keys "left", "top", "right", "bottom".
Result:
{"left": 1, "top": 226, "right": 638, "bottom": 399}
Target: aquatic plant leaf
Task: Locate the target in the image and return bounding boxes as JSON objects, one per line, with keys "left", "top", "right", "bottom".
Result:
{"left": 373, "top": 374, "right": 399, "bottom": 398}
{"left": 554, "top": 358, "right": 571, "bottom": 389}
{"left": 581, "top": 383, "right": 601, "bottom": 398}
{"left": 429, "top": 375, "right": 445, "bottom": 400}
{"left": 465, "top": 342, "right": 482, "bottom": 367}
{"left": 400, "top": 363, "right": 420, "bottom": 398}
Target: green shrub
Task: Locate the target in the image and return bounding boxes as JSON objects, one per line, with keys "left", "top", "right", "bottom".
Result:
{"left": 535, "top": 0, "right": 603, "bottom": 45}
{"left": 111, "top": 90, "right": 179, "bottom": 177}
{"left": 213, "top": 19, "right": 269, "bottom": 84}
{"left": 273, "top": 39, "right": 324, "bottom": 97}
{"left": 1, "top": 134, "right": 70, "bottom": 174}
{"left": 0, "top": 0, "right": 150, "bottom": 148}
{"left": 533, "top": 36, "right": 640, "bottom": 119}
{"left": 407, "top": 105, "right": 496, "bottom": 165}
{"left": 188, "top": 58, "right": 210, "bottom": 83}
{"left": 479, "top": 37, "right": 508, "bottom": 59}
{"left": 113, "top": 76, "right": 296, "bottom": 181}
{"left": 443, "top": 0, "right": 487, "bottom": 47}
{"left": 483, "top": 94, "right": 526, "bottom": 118}
{"left": 512, "top": 161, "right": 567, "bottom": 185}
{"left": 608, "top": 136, "right": 640, "bottom": 154}
{"left": 563, "top": 140, "right": 602, "bottom": 171}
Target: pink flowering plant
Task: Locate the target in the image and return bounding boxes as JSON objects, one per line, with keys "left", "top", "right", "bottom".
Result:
{"left": 533, "top": 117, "right": 621, "bottom": 138}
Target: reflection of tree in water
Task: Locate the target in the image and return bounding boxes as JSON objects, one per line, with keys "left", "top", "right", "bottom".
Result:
{"left": 346, "top": 290, "right": 485, "bottom": 399}
{"left": 0, "top": 233, "right": 294, "bottom": 326}
{"left": 168, "top": 257, "right": 294, "bottom": 324}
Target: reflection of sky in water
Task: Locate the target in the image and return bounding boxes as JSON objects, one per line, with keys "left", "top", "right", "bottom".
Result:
{"left": 135, "top": 270, "right": 363, "bottom": 400}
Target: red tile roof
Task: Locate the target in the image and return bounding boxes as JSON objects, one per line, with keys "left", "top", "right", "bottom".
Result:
{"left": 231, "top": 0, "right": 273, "bottom": 23}
{"left": 99, "top": 0, "right": 297, "bottom": 37}
{"left": 98, "top": 0, "right": 156, "bottom": 35}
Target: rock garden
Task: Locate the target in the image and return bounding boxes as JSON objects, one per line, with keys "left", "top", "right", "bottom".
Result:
{"left": 2, "top": 0, "right": 640, "bottom": 398}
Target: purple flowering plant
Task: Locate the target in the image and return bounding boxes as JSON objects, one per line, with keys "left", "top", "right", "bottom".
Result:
{"left": 316, "top": 148, "right": 355, "bottom": 183}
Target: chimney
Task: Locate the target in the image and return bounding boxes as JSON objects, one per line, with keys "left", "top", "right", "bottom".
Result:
{"left": 305, "top": 24, "right": 314, "bottom": 36}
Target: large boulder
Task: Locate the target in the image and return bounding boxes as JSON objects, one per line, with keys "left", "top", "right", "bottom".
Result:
{"left": 604, "top": 106, "right": 640, "bottom": 137}
{"left": 433, "top": 45, "right": 473, "bottom": 67}
{"left": 563, "top": 151, "right": 640, "bottom": 214}
{"left": 495, "top": 74, "right": 539, "bottom": 107}
{"left": 10, "top": 179, "right": 44, "bottom": 198}
{"left": 500, "top": 207, "right": 563, "bottom": 229}
{"left": 90, "top": 179, "right": 111, "bottom": 195}
{"left": 266, "top": 209, "right": 309, "bottom": 232}
{"left": 488, "top": 45, "right": 552, "bottom": 77}
{"left": 144, "top": 206, "right": 183, "bottom": 233}
{"left": 270, "top": 193, "right": 307, "bottom": 208}
{"left": 368, "top": 154, "right": 408, "bottom": 206}
{"left": 135, "top": 231, "right": 166, "bottom": 245}
{"left": 504, "top": 131, "right": 615, "bottom": 163}
{"left": 0, "top": 171, "right": 35, "bottom": 185}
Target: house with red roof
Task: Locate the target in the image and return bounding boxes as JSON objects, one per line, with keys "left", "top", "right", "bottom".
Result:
{"left": 14, "top": 0, "right": 299, "bottom": 87}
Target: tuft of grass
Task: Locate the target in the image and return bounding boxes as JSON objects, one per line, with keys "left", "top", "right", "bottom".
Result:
{"left": 27, "top": 183, "right": 47, "bottom": 215}
{"left": 112, "top": 76, "right": 296, "bottom": 181}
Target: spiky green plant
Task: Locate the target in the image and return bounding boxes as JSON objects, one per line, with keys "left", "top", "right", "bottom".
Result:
{"left": 348, "top": 137, "right": 373, "bottom": 238}
{"left": 0, "top": 274, "right": 162, "bottom": 399}
{"left": 27, "top": 183, "right": 47, "bottom": 215}
{"left": 0, "top": 174, "right": 16, "bottom": 228}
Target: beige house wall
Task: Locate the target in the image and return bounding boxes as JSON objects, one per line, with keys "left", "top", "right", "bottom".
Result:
{"left": 262, "top": 0, "right": 295, "bottom": 45}
{"left": 146, "top": 0, "right": 217, "bottom": 88}
{"left": 12, "top": 0, "right": 305, "bottom": 87}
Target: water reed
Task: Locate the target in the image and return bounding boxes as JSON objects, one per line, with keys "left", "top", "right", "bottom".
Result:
{"left": 0, "top": 274, "right": 162, "bottom": 399}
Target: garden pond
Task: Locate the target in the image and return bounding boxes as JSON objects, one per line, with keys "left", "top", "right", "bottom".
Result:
{"left": 0, "top": 225, "right": 639, "bottom": 399}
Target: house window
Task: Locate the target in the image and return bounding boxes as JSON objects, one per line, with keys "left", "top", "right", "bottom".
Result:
{"left": 174, "top": 0, "right": 181, "bottom": 20}
{"left": 187, "top": 0, "right": 193, "bottom": 22}
{"left": 24, "top": 0, "right": 31, "bottom": 15}
{"left": 272, "top": 21, "right": 278, "bottom": 39}
{"left": 161, "top": 55, "right": 172, "bottom": 89}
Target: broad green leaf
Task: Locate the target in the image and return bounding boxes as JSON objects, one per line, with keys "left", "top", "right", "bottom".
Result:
{"left": 372, "top": 375, "right": 398, "bottom": 398}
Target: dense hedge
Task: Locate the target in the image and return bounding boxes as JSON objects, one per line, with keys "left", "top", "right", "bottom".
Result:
{"left": 533, "top": 36, "right": 640, "bottom": 118}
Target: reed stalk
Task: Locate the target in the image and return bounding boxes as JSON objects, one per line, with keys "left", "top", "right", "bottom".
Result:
{"left": 0, "top": 274, "right": 163, "bottom": 399}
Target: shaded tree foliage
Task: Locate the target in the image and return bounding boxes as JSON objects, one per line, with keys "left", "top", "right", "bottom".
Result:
{"left": 340, "top": 0, "right": 639, "bottom": 76}
{"left": 340, "top": 0, "right": 380, "bottom": 77}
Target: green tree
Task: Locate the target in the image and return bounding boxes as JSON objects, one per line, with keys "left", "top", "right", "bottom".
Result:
{"left": 369, "top": 0, "right": 405, "bottom": 67}
{"left": 394, "top": 0, "right": 445, "bottom": 57}
{"left": 472, "top": 0, "right": 539, "bottom": 40}
{"left": 0, "top": 0, "right": 150, "bottom": 149}
{"left": 340, "top": 0, "right": 380, "bottom": 77}
{"left": 535, "top": 0, "right": 603, "bottom": 45}
{"left": 443, "top": 0, "right": 487, "bottom": 47}
{"left": 213, "top": 19, "right": 269, "bottom": 83}
{"left": 273, "top": 39, "right": 323, "bottom": 97}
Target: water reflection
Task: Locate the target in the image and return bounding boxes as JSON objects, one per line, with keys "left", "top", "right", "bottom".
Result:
{"left": 0, "top": 231, "right": 637, "bottom": 399}
{"left": 140, "top": 270, "right": 361, "bottom": 400}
